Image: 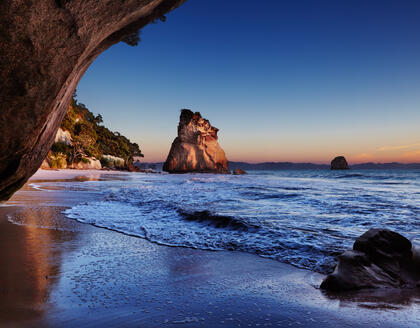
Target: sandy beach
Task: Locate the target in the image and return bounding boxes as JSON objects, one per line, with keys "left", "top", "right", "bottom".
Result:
{"left": 0, "top": 169, "right": 419, "bottom": 327}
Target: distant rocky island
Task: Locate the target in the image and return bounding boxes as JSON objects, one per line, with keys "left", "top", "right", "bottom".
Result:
{"left": 330, "top": 156, "right": 349, "bottom": 170}
{"left": 42, "top": 96, "right": 143, "bottom": 171}
{"left": 163, "top": 109, "right": 229, "bottom": 174}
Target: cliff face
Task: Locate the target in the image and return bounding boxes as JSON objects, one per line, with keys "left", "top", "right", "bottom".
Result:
{"left": 0, "top": 0, "right": 185, "bottom": 201}
{"left": 45, "top": 98, "right": 143, "bottom": 170}
{"left": 163, "top": 110, "right": 230, "bottom": 174}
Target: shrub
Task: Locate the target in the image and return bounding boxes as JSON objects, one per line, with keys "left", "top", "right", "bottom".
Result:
{"left": 100, "top": 157, "right": 112, "bottom": 168}
{"left": 51, "top": 142, "right": 69, "bottom": 154}
{"left": 49, "top": 152, "right": 67, "bottom": 169}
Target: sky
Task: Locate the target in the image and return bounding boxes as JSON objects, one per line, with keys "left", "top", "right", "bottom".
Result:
{"left": 77, "top": 0, "right": 420, "bottom": 163}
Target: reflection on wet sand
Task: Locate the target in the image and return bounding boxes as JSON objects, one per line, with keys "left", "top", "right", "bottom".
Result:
{"left": 26, "top": 174, "right": 128, "bottom": 192}
{"left": 165, "top": 247, "right": 213, "bottom": 278}
{"left": 323, "top": 287, "right": 420, "bottom": 310}
{"left": 30, "top": 174, "right": 111, "bottom": 184}
{"left": 0, "top": 206, "right": 77, "bottom": 324}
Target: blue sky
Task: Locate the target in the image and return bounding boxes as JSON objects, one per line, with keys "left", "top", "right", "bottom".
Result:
{"left": 77, "top": 0, "right": 420, "bottom": 163}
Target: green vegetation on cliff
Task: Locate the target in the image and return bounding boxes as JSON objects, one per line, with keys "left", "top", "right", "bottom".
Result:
{"left": 47, "top": 96, "right": 143, "bottom": 169}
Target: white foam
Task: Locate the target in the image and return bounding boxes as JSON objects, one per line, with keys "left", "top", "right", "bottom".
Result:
{"left": 60, "top": 170, "right": 420, "bottom": 273}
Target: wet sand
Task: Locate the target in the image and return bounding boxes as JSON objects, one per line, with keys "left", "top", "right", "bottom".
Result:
{"left": 0, "top": 169, "right": 419, "bottom": 327}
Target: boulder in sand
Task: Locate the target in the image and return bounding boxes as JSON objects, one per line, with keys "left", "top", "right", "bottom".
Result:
{"left": 321, "top": 229, "right": 420, "bottom": 291}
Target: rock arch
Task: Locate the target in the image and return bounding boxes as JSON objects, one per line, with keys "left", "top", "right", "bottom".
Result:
{"left": 0, "top": 0, "right": 185, "bottom": 200}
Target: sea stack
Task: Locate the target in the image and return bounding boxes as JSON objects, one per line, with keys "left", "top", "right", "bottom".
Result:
{"left": 330, "top": 156, "right": 349, "bottom": 170}
{"left": 163, "top": 109, "right": 230, "bottom": 174}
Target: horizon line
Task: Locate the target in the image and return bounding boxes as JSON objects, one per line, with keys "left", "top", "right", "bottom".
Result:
{"left": 136, "top": 160, "right": 420, "bottom": 165}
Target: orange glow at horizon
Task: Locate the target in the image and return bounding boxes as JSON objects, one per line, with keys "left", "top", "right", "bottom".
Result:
{"left": 129, "top": 107, "right": 420, "bottom": 165}
{"left": 139, "top": 139, "right": 420, "bottom": 164}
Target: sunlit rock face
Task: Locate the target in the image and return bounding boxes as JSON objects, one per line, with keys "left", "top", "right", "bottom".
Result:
{"left": 330, "top": 156, "right": 349, "bottom": 170}
{"left": 67, "top": 158, "right": 102, "bottom": 170}
{"left": 0, "top": 0, "right": 185, "bottom": 201}
{"left": 163, "top": 110, "right": 230, "bottom": 174}
{"left": 54, "top": 128, "right": 72, "bottom": 146}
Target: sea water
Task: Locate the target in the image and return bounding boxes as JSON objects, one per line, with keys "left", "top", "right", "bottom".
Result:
{"left": 60, "top": 170, "right": 420, "bottom": 273}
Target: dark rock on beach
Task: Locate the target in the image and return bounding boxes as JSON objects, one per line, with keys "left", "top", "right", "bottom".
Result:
{"left": 330, "top": 156, "right": 349, "bottom": 170}
{"left": 321, "top": 229, "right": 420, "bottom": 291}
{"left": 163, "top": 109, "right": 230, "bottom": 174}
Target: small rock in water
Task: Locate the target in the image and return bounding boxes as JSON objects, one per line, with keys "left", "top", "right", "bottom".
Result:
{"left": 233, "top": 168, "right": 247, "bottom": 175}
{"left": 330, "top": 156, "right": 349, "bottom": 170}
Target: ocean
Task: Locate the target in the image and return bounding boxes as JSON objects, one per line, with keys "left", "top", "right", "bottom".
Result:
{"left": 54, "top": 169, "right": 420, "bottom": 274}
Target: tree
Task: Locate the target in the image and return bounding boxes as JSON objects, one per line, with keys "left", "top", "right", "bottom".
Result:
{"left": 94, "top": 114, "right": 103, "bottom": 125}
{"left": 51, "top": 96, "right": 145, "bottom": 165}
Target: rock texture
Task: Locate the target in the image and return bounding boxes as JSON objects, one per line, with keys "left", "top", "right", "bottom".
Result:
{"left": 102, "top": 155, "right": 125, "bottom": 169}
{"left": 233, "top": 168, "right": 247, "bottom": 175}
{"left": 321, "top": 229, "right": 420, "bottom": 291}
{"left": 54, "top": 128, "right": 72, "bottom": 145}
{"left": 0, "top": 0, "right": 185, "bottom": 201}
{"left": 330, "top": 156, "right": 349, "bottom": 170}
{"left": 163, "top": 110, "right": 230, "bottom": 174}
{"left": 68, "top": 158, "right": 102, "bottom": 170}
{"left": 40, "top": 159, "right": 51, "bottom": 170}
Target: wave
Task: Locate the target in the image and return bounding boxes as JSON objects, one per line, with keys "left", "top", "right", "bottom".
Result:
{"left": 177, "top": 210, "right": 259, "bottom": 231}
{"left": 60, "top": 170, "right": 420, "bottom": 274}
{"left": 240, "top": 191, "right": 300, "bottom": 200}
{"left": 334, "top": 173, "right": 366, "bottom": 179}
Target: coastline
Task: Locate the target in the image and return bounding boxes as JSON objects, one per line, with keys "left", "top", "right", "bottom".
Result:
{"left": 0, "top": 169, "right": 419, "bottom": 327}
